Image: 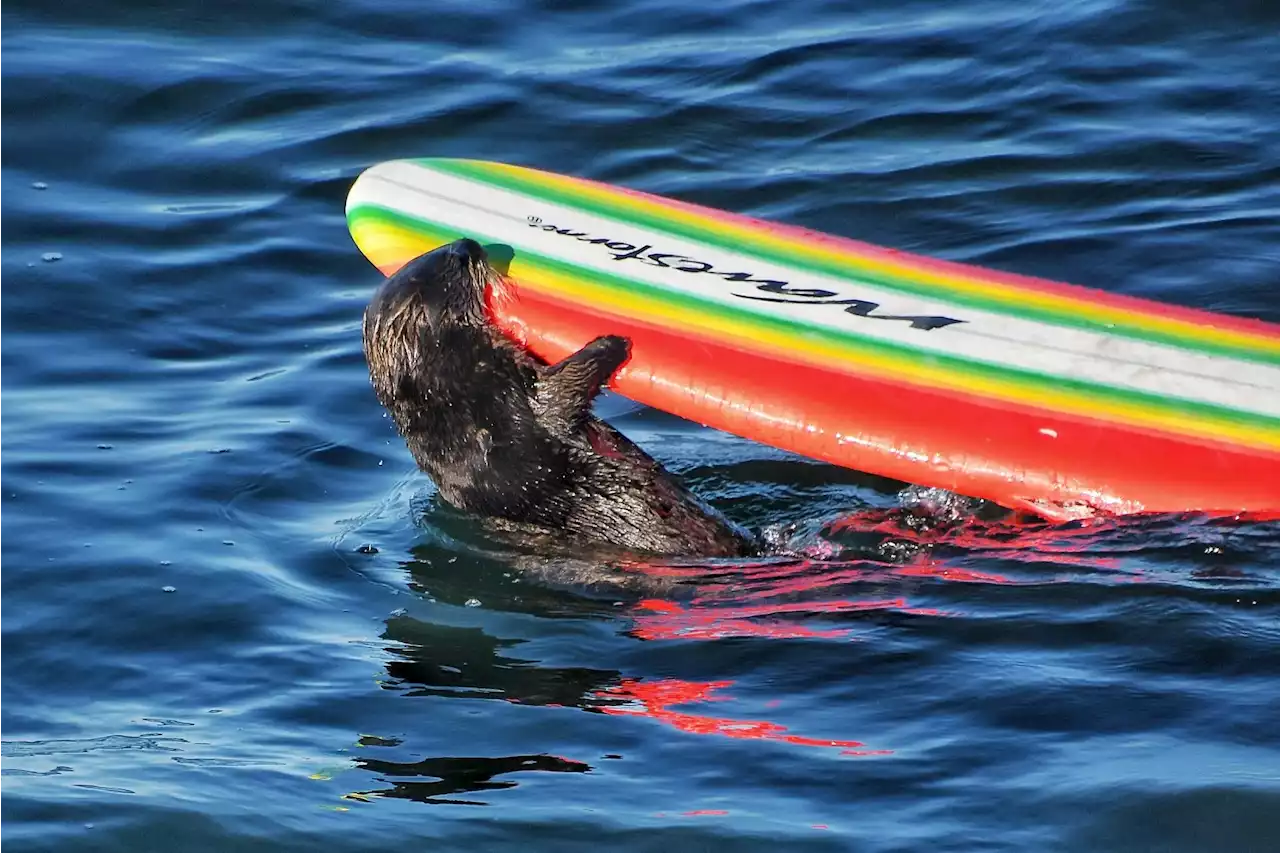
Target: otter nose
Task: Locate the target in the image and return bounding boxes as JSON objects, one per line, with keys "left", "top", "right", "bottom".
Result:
{"left": 446, "top": 238, "right": 487, "bottom": 263}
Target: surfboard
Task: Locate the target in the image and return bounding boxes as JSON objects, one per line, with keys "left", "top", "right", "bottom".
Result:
{"left": 345, "top": 158, "right": 1280, "bottom": 521}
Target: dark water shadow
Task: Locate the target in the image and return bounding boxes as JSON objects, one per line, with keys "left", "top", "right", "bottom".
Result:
{"left": 346, "top": 752, "right": 592, "bottom": 807}
{"left": 334, "top": 612, "right": 619, "bottom": 806}
{"left": 377, "top": 612, "right": 623, "bottom": 707}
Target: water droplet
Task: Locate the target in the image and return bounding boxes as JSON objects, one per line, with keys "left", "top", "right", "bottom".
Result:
{"left": 464, "top": 598, "right": 482, "bottom": 608}
{"left": 356, "top": 543, "right": 379, "bottom": 554}
{"left": 42, "top": 252, "right": 63, "bottom": 263}
{"left": 162, "top": 585, "right": 177, "bottom": 593}
{"left": 160, "top": 560, "right": 172, "bottom": 566}
{"left": 97, "top": 444, "right": 114, "bottom": 450}
{"left": 33, "top": 181, "right": 49, "bottom": 190}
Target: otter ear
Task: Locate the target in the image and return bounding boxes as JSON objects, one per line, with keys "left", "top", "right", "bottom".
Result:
{"left": 534, "top": 335, "right": 631, "bottom": 433}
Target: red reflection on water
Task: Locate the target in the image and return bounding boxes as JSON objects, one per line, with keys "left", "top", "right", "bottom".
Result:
{"left": 722, "top": 561, "right": 901, "bottom": 601}
{"left": 682, "top": 810, "right": 729, "bottom": 816}
{"left": 943, "top": 518, "right": 1126, "bottom": 571}
{"left": 584, "top": 509, "right": 1271, "bottom": 768}
{"left": 825, "top": 508, "right": 1128, "bottom": 573}
{"left": 894, "top": 561, "right": 1014, "bottom": 584}
{"left": 630, "top": 594, "right": 943, "bottom": 641}
{"left": 597, "top": 677, "right": 892, "bottom": 757}
{"left": 623, "top": 554, "right": 955, "bottom": 643}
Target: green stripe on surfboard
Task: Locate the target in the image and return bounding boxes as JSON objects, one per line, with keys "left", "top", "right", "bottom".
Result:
{"left": 348, "top": 202, "right": 1280, "bottom": 443}
{"left": 427, "top": 158, "right": 1280, "bottom": 368}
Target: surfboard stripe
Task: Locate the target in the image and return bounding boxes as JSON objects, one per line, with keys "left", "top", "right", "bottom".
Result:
{"left": 347, "top": 203, "right": 1280, "bottom": 454}
{"left": 349, "top": 163, "right": 1280, "bottom": 417}
{"left": 501, "top": 283, "right": 1280, "bottom": 520}
{"left": 431, "top": 158, "right": 1280, "bottom": 366}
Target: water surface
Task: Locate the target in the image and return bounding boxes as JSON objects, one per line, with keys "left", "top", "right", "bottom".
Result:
{"left": 4, "top": 0, "right": 1280, "bottom": 850}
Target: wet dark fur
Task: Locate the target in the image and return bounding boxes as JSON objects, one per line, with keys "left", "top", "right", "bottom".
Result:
{"left": 362, "top": 238, "right": 757, "bottom": 557}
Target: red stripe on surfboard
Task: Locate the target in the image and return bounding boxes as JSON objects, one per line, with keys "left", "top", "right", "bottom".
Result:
{"left": 555, "top": 174, "right": 1280, "bottom": 341}
{"left": 490, "top": 282, "right": 1280, "bottom": 519}
{"left": 494, "top": 277, "right": 1270, "bottom": 460}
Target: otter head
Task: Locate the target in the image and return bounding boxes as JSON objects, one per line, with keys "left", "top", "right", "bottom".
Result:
{"left": 362, "top": 237, "right": 505, "bottom": 403}
{"left": 373, "top": 237, "right": 497, "bottom": 327}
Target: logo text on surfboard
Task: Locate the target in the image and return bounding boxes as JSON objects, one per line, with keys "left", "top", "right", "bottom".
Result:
{"left": 527, "top": 217, "right": 964, "bottom": 332}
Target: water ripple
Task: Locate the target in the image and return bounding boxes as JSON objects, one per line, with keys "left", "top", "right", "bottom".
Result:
{"left": 4, "top": 0, "right": 1279, "bottom": 849}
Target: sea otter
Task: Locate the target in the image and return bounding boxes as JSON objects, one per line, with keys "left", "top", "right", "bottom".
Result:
{"left": 361, "top": 237, "right": 757, "bottom": 558}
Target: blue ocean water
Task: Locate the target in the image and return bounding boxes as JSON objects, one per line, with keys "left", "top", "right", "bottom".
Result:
{"left": 3, "top": 1, "right": 1279, "bottom": 850}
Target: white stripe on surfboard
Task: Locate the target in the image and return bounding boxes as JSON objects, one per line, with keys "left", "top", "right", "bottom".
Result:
{"left": 349, "top": 161, "right": 1280, "bottom": 421}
